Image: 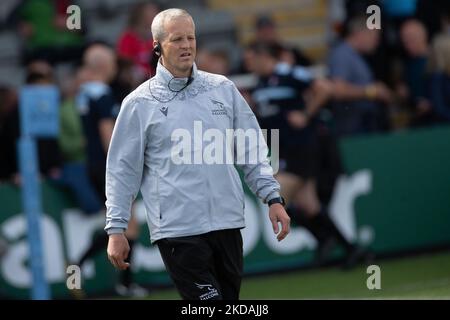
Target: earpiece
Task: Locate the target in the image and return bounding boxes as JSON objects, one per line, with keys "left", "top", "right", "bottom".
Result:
{"left": 154, "top": 42, "right": 162, "bottom": 56}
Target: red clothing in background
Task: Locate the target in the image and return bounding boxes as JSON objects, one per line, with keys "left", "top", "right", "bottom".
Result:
{"left": 117, "top": 30, "right": 154, "bottom": 78}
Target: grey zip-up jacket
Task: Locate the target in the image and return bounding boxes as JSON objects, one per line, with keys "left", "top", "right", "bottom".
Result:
{"left": 105, "top": 62, "right": 280, "bottom": 242}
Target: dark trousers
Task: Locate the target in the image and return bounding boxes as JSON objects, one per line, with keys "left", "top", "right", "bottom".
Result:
{"left": 157, "top": 228, "right": 243, "bottom": 300}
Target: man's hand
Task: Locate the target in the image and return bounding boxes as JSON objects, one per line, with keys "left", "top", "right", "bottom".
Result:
{"left": 107, "top": 233, "right": 130, "bottom": 270}
{"left": 269, "top": 204, "right": 291, "bottom": 241}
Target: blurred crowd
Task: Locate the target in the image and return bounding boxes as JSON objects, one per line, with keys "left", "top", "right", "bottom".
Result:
{"left": 1, "top": 0, "right": 450, "bottom": 292}
{"left": 0, "top": 0, "right": 448, "bottom": 182}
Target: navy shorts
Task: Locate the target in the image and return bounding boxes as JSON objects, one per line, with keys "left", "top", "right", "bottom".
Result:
{"left": 156, "top": 228, "right": 243, "bottom": 300}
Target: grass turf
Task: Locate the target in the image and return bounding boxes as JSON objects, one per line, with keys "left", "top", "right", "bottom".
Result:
{"left": 144, "top": 250, "right": 450, "bottom": 300}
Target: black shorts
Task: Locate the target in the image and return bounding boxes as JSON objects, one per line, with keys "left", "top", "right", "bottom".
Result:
{"left": 156, "top": 228, "right": 243, "bottom": 300}
{"left": 279, "top": 144, "right": 319, "bottom": 179}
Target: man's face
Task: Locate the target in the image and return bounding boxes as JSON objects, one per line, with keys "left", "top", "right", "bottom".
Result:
{"left": 158, "top": 17, "right": 196, "bottom": 77}
{"left": 400, "top": 22, "right": 427, "bottom": 57}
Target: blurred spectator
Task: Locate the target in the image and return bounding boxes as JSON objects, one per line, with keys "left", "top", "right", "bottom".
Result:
{"left": 196, "top": 47, "right": 230, "bottom": 75}
{"left": 76, "top": 45, "right": 118, "bottom": 195}
{"left": 342, "top": 1, "right": 397, "bottom": 86}
{"left": 257, "top": 14, "right": 312, "bottom": 66}
{"left": 57, "top": 67, "right": 104, "bottom": 214}
{"left": 397, "top": 19, "right": 433, "bottom": 126}
{"left": 4, "top": 60, "right": 102, "bottom": 214}
{"left": 0, "top": 68, "right": 59, "bottom": 186}
{"left": 334, "top": 0, "right": 385, "bottom": 40}
{"left": 236, "top": 43, "right": 258, "bottom": 74}
{"left": 59, "top": 68, "right": 87, "bottom": 164}
{"left": 428, "top": 35, "right": 450, "bottom": 123}
{"left": 328, "top": 15, "right": 393, "bottom": 137}
{"left": 251, "top": 43, "right": 368, "bottom": 268}
{"left": 17, "top": 0, "right": 85, "bottom": 65}
{"left": 16, "top": 60, "right": 63, "bottom": 182}
{"left": 75, "top": 44, "right": 147, "bottom": 297}
{"left": 110, "top": 58, "right": 138, "bottom": 104}
{"left": 116, "top": 2, "right": 161, "bottom": 86}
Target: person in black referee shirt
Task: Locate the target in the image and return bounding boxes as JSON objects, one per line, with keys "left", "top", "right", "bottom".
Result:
{"left": 251, "top": 43, "right": 369, "bottom": 268}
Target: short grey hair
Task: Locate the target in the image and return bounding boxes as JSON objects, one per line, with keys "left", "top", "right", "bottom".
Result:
{"left": 151, "top": 8, "right": 195, "bottom": 41}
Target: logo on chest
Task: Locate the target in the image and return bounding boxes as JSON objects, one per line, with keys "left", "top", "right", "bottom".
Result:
{"left": 159, "top": 105, "right": 168, "bottom": 117}
{"left": 210, "top": 99, "right": 228, "bottom": 116}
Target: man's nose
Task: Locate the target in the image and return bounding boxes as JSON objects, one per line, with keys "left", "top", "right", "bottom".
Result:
{"left": 180, "top": 38, "right": 190, "bottom": 49}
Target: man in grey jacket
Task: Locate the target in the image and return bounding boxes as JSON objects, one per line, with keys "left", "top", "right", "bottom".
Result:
{"left": 105, "top": 8, "right": 290, "bottom": 300}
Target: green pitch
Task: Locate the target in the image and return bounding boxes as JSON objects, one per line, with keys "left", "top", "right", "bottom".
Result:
{"left": 145, "top": 250, "right": 450, "bottom": 299}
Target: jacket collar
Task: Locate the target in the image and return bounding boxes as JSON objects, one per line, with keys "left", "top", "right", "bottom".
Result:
{"left": 154, "top": 59, "right": 198, "bottom": 90}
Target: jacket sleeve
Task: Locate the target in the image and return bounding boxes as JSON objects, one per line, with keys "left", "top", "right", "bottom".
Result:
{"left": 230, "top": 81, "right": 281, "bottom": 203}
{"left": 104, "top": 96, "right": 146, "bottom": 233}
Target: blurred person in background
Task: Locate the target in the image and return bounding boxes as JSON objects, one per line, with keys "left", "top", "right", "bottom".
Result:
{"left": 76, "top": 44, "right": 119, "bottom": 217}
{"left": 328, "top": 15, "right": 393, "bottom": 137}
{"left": 74, "top": 43, "right": 147, "bottom": 297}
{"left": 397, "top": 19, "right": 433, "bottom": 126}
{"left": 428, "top": 35, "right": 450, "bottom": 123}
{"left": 116, "top": 2, "right": 161, "bottom": 87}
{"left": 8, "top": 60, "right": 63, "bottom": 184}
{"left": 57, "top": 67, "right": 104, "bottom": 215}
{"left": 236, "top": 43, "right": 258, "bottom": 74}
{"left": 236, "top": 14, "right": 312, "bottom": 74}
{"left": 196, "top": 47, "right": 231, "bottom": 76}
{"left": 251, "top": 43, "right": 368, "bottom": 268}
{"left": 16, "top": 0, "right": 85, "bottom": 65}
{"left": 59, "top": 68, "right": 88, "bottom": 166}
{"left": 3, "top": 60, "right": 102, "bottom": 214}
{"left": 110, "top": 58, "right": 139, "bottom": 105}
{"left": 253, "top": 14, "right": 312, "bottom": 67}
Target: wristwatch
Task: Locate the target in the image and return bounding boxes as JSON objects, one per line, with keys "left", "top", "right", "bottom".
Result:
{"left": 268, "top": 196, "right": 286, "bottom": 207}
